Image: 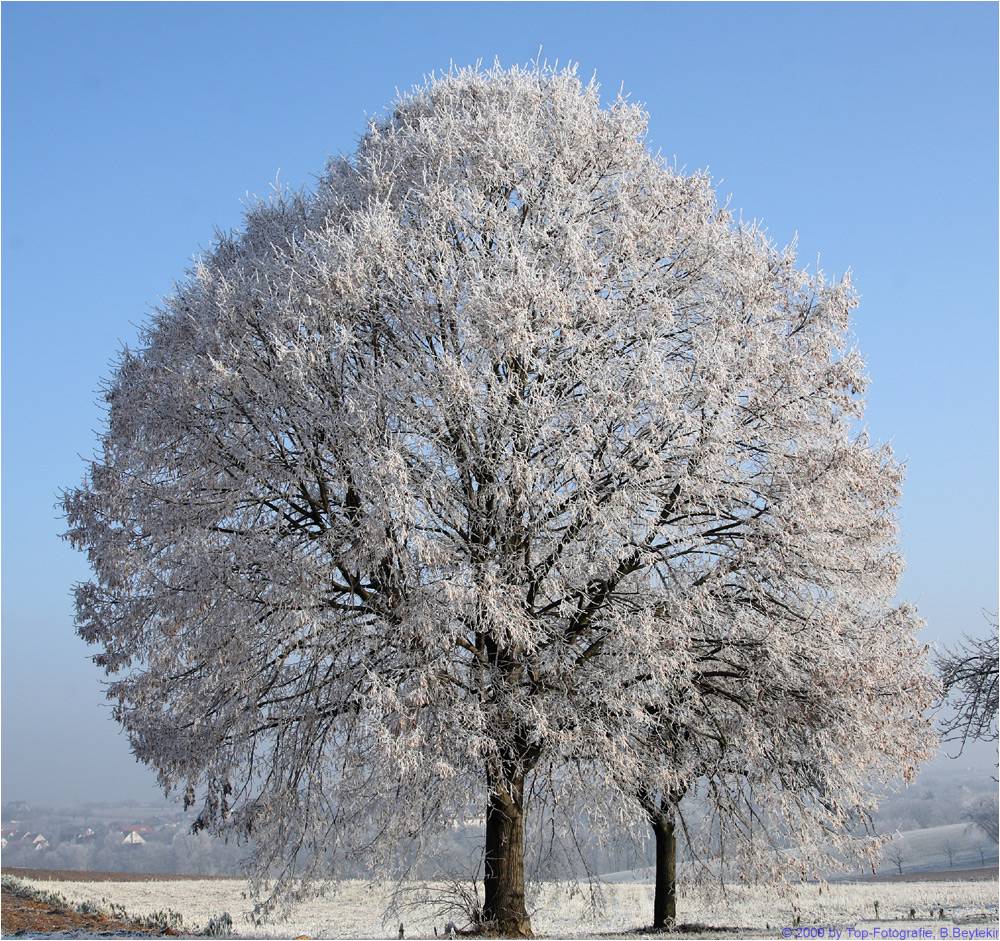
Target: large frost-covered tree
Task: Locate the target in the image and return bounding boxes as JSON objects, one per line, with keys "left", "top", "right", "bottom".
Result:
{"left": 64, "top": 63, "right": 936, "bottom": 936}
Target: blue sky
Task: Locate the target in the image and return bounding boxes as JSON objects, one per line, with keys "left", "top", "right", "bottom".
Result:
{"left": 3, "top": 3, "right": 997, "bottom": 803}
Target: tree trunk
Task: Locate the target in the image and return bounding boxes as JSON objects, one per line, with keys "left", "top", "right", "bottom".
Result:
{"left": 483, "top": 775, "right": 532, "bottom": 937}
{"left": 651, "top": 807, "right": 677, "bottom": 929}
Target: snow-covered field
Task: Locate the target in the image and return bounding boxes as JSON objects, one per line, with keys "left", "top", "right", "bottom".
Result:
{"left": 22, "top": 875, "right": 998, "bottom": 938}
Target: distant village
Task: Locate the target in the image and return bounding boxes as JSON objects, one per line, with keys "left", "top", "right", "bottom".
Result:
{"left": 0, "top": 799, "right": 248, "bottom": 875}
{"left": 2, "top": 799, "right": 178, "bottom": 851}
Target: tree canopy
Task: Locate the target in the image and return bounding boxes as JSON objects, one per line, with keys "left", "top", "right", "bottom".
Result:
{"left": 64, "top": 63, "right": 937, "bottom": 934}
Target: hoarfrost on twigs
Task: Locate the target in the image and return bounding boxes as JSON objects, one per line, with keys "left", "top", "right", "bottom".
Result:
{"left": 63, "top": 61, "right": 937, "bottom": 928}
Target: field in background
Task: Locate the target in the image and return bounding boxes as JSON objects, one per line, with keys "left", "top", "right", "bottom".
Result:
{"left": 600, "top": 823, "right": 998, "bottom": 884}
{"left": 884, "top": 822, "right": 999, "bottom": 871}
{"left": 12, "top": 874, "right": 997, "bottom": 939}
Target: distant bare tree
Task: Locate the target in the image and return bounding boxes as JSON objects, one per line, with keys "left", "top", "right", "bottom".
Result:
{"left": 886, "top": 843, "right": 905, "bottom": 876}
{"left": 964, "top": 796, "right": 999, "bottom": 844}
{"left": 936, "top": 613, "right": 999, "bottom": 752}
{"left": 943, "top": 840, "right": 956, "bottom": 867}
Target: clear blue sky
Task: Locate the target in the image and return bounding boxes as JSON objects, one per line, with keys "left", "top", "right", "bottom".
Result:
{"left": 3, "top": 2, "right": 997, "bottom": 804}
